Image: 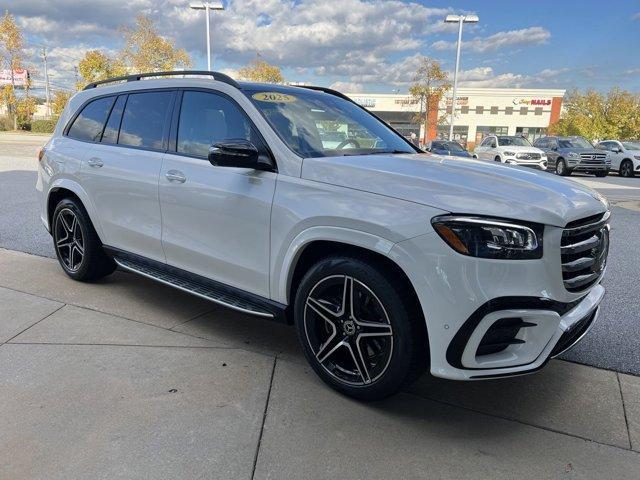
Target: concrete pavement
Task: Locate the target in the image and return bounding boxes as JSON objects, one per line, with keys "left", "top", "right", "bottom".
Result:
{"left": 0, "top": 248, "right": 639, "bottom": 479}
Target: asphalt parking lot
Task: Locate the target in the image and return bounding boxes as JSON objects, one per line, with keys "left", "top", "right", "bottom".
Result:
{"left": 1, "top": 132, "right": 640, "bottom": 478}
{"left": 1, "top": 132, "right": 639, "bottom": 375}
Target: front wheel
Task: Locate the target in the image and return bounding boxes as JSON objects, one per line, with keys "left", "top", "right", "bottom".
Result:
{"left": 556, "top": 159, "right": 570, "bottom": 176}
{"left": 294, "top": 255, "right": 428, "bottom": 401}
{"left": 52, "top": 198, "right": 116, "bottom": 281}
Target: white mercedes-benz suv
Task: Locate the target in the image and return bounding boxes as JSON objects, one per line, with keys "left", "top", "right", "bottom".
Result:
{"left": 474, "top": 135, "right": 548, "bottom": 170}
{"left": 37, "top": 71, "right": 609, "bottom": 400}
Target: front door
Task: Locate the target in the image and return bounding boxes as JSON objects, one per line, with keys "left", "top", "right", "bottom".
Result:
{"left": 159, "top": 90, "right": 276, "bottom": 298}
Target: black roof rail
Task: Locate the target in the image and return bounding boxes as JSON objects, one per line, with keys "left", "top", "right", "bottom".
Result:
{"left": 83, "top": 70, "right": 240, "bottom": 90}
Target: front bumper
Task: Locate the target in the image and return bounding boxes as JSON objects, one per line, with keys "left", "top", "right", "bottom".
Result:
{"left": 390, "top": 225, "right": 606, "bottom": 381}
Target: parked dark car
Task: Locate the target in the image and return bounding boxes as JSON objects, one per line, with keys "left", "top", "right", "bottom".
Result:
{"left": 425, "top": 140, "right": 472, "bottom": 158}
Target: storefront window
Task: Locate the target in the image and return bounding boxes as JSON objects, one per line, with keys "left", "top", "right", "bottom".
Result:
{"left": 475, "top": 126, "right": 508, "bottom": 145}
{"left": 436, "top": 125, "right": 469, "bottom": 147}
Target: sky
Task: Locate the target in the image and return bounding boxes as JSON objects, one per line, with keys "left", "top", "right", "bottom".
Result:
{"left": 4, "top": 0, "right": 640, "bottom": 95}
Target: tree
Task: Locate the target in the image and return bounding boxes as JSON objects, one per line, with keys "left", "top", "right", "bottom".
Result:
{"left": 15, "top": 95, "right": 36, "bottom": 129}
{"left": 77, "top": 50, "right": 127, "bottom": 89}
{"left": 550, "top": 88, "right": 640, "bottom": 141}
{"left": 51, "top": 90, "right": 73, "bottom": 116}
{"left": 238, "top": 58, "right": 284, "bottom": 83}
{"left": 408, "top": 57, "right": 450, "bottom": 145}
{"left": 120, "top": 15, "right": 192, "bottom": 73}
{"left": 0, "top": 10, "right": 25, "bottom": 129}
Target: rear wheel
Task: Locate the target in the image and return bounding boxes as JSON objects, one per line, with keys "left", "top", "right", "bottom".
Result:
{"left": 52, "top": 198, "right": 116, "bottom": 281}
{"left": 620, "top": 160, "right": 634, "bottom": 178}
{"left": 294, "top": 255, "right": 427, "bottom": 401}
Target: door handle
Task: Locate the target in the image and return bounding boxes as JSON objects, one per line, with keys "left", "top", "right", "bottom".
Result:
{"left": 165, "top": 170, "right": 186, "bottom": 183}
{"left": 87, "top": 157, "right": 103, "bottom": 168}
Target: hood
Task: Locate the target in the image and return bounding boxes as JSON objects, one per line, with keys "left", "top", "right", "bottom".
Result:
{"left": 499, "top": 145, "right": 543, "bottom": 153}
{"left": 433, "top": 149, "right": 471, "bottom": 158}
{"left": 558, "top": 147, "right": 602, "bottom": 155}
{"left": 301, "top": 153, "right": 609, "bottom": 227}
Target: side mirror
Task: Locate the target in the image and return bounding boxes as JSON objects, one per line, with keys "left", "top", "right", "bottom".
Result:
{"left": 208, "top": 139, "right": 270, "bottom": 170}
{"left": 614, "top": 147, "right": 623, "bottom": 153}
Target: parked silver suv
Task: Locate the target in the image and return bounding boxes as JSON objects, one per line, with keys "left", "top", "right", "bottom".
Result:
{"left": 37, "top": 71, "right": 609, "bottom": 400}
{"left": 533, "top": 136, "right": 610, "bottom": 177}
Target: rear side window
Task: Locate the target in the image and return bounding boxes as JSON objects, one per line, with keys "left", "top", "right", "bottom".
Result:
{"left": 67, "top": 96, "right": 115, "bottom": 142}
{"left": 118, "top": 91, "right": 173, "bottom": 150}
{"left": 101, "top": 95, "right": 127, "bottom": 144}
{"left": 177, "top": 90, "right": 257, "bottom": 158}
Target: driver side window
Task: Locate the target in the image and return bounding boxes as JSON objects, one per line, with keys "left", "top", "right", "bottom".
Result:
{"left": 177, "top": 90, "right": 261, "bottom": 158}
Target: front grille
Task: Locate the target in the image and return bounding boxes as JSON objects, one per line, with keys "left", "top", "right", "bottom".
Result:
{"left": 561, "top": 212, "right": 610, "bottom": 292}
{"left": 515, "top": 152, "right": 542, "bottom": 160}
{"left": 579, "top": 153, "right": 607, "bottom": 164}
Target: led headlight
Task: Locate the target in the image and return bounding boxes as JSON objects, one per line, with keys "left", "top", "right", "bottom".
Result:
{"left": 568, "top": 152, "right": 579, "bottom": 159}
{"left": 431, "top": 215, "right": 543, "bottom": 260}
{"left": 503, "top": 151, "right": 516, "bottom": 156}
{"left": 634, "top": 155, "right": 640, "bottom": 161}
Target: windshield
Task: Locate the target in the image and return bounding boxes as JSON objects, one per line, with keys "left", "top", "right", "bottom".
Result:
{"left": 559, "top": 137, "right": 593, "bottom": 149}
{"left": 622, "top": 141, "right": 640, "bottom": 150}
{"left": 244, "top": 88, "right": 416, "bottom": 158}
{"left": 497, "top": 136, "right": 531, "bottom": 147}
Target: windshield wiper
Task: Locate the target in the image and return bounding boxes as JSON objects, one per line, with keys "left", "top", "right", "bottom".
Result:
{"left": 369, "top": 150, "right": 415, "bottom": 155}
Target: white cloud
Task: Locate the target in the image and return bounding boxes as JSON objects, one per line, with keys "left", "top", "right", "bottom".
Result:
{"left": 431, "top": 27, "right": 551, "bottom": 53}
{"left": 329, "top": 81, "right": 364, "bottom": 92}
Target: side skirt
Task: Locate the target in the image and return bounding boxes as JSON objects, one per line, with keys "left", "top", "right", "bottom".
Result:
{"left": 104, "top": 246, "right": 290, "bottom": 324}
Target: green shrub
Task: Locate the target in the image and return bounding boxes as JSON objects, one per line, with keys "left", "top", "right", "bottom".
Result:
{"left": 31, "top": 118, "right": 58, "bottom": 134}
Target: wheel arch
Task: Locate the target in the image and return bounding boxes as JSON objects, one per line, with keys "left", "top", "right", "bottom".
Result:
{"left": 282, "top": 236, "right": 425, "bottom": 331}
{"left": 46, "top": 179, "right": 104, "bottom": 240}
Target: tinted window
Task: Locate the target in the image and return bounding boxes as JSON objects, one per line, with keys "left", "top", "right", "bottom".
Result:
{"left": 431, "top": 141, "right": 445, "bottom": 149}
{"left": 534, "top": 138, "right": 546, "bottom": 148}
{"left": 119, "top": 91, "right": 173, "bottom": 149}
{"left": 67, "top": 96, "right": 115, "bottom": 142}
{"left": 177, "top": 91, "right": 258, "bottom": 158}
{"left": 101, "top": 95, "right": 126, "bottom": 144}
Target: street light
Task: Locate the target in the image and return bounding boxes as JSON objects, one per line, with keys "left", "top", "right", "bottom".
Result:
{"left": 190, "top": 1, "right": 225, "bottom": 71}
{"left": 444, "top": 14, "right": 479, "bottom": 141}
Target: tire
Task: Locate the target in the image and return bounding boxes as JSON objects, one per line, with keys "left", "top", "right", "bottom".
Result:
{"left": 293, "top": 255, "right": 428, "bottom": 401}
{"left": 620, "top": 160, "right": 634, "bottom": 178}
{"left": 595, "top": 170, "right": 608, "bottom": 178}
{"left": 52, "top": 198, "right": 116, "bottom": 281}
{"left": 556, "top": 158, "right": 570, "bottom": 176}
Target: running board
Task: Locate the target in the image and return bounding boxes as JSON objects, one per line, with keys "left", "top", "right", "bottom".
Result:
{"left": 113, "top": 256, "right": 276, "bottom": 319}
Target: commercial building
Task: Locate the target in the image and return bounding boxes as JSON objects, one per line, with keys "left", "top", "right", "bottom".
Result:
{"left": 346, "top": 87, "right": 565, "bottom": 149}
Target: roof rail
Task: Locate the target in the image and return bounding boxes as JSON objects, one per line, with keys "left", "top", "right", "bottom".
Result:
{"left": 83, "top": 70, "right": 240, "bottom": 90}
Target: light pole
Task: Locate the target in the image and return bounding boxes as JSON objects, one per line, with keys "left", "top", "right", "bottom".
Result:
{"left": 444, "top": 14, "right": 479, "bottom": 141}
{"left": 190, "top": 1, "right": 225, "bottom": 71}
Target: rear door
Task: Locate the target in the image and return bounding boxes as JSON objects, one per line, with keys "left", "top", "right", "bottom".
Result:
{"left": 159, "top": 89, "right": 276, "bottom": 297}
{"left": 79, "top": 90, "right": 175, "bottom": 262}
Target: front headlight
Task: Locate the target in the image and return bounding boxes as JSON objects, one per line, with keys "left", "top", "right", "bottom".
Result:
{"left": 568, "top": 152, "right": 579, "bottom": 159}
{"left": 431, "top": 215, "right": 543, "bottom": 260}
{"left": 634, "top": 155, "right": 640, "bottom": 161}
{"left": 503, "top": 151, "right": 516, "bottom": 156}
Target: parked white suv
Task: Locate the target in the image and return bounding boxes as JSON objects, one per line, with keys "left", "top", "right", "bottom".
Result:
{"left": 595, "top": 140, "right": 640, "bottom": 177}
{"left": 37, "top": 71, "right": 609, "bottom": 400}
{"left": 474, "top": 135, "right": 547, "bottom": 170}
